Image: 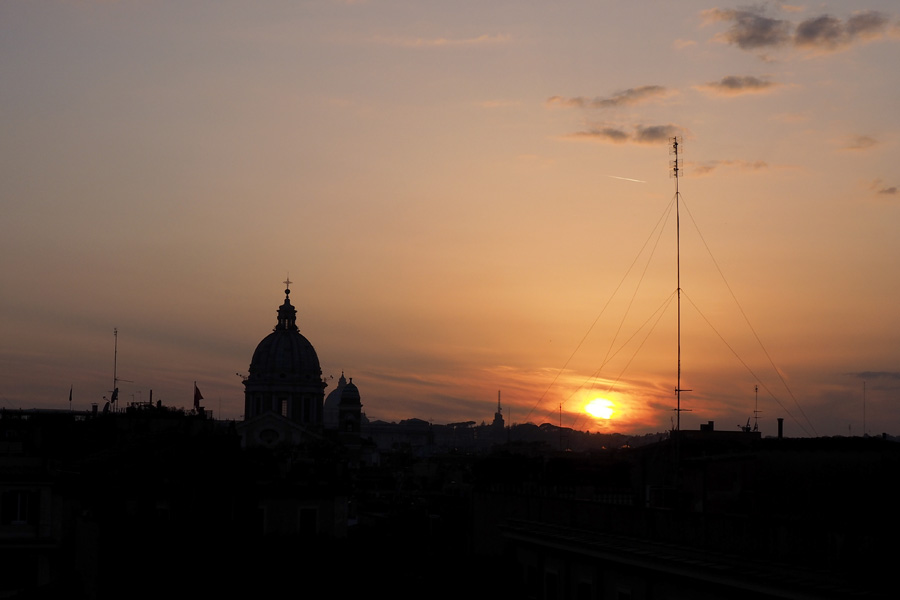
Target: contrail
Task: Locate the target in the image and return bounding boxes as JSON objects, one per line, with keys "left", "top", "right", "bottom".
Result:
{"left": 606, "top": 174, "right": 646, "bottom": 183}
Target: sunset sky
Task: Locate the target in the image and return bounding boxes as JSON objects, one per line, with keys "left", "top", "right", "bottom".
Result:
{"left": 2, "top": 1, "right": 899, "bottom": 437}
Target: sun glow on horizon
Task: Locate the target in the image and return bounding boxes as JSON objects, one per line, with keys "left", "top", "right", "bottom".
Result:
{"left": 585, "top": 398, "right": 615, "bottom": 420}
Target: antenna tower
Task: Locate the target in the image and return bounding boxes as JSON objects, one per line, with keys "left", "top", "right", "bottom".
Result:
{"left": 110, "top": 327, "right": 132, "bottom": 411}
{"left": 753, "top": 384, "right": 762, "bottom": 432}
{"left": 112, "top": 328, "right": 119, "bottom": 411}
{"left": 671, "top": 137, "right": 690, "bottom": 432}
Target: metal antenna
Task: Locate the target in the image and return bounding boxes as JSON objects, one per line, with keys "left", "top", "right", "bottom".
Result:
{"left": 110, "top": 327, "right": 132, "bottom": 411}
{"left": 670, "top": 137, "right": 690, "bottom": 432}
{"left": 112, "top": 328, "right": 118, "bottom": 411}
{"left": 754, "top": 384, "right": 762, "bottom": 432}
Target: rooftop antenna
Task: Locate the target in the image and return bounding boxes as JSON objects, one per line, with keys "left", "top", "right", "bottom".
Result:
{"left": 753, "top": 384, "right": 762, "bottom": 432}
{"left": 110, "top": 328, "right": 132, "bottom": 412}
{"left": 671, "top": 137, "right": 691, "bottom": 432}
{"left": 559, "top": 403, "right": 562, "bottom": 450}
{"left": 111, "top": 327, "right": 119, "bottom": 411}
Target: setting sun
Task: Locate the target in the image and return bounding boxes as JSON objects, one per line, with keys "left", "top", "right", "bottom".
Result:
{"left": 585, "top": 398, "right": 615, "bottom": 420}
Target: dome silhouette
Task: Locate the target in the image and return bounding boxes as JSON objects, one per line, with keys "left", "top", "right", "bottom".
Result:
{"left": 243, "top": 285, "right": 327, "bottom": 426}
{"left": 248, "top": 287, "right": 322, "bottom": 382}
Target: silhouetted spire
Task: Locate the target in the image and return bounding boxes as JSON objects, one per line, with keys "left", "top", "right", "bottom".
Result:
{"left": 275, "top": 280, "right": 298, "bottom": 331}
{"left": 492, "top": 390, "right": 505, "bottom": 429}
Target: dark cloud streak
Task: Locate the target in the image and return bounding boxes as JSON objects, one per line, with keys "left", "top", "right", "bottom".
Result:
{"left": 547, "top": 85, "right": 673, "bottom": 110}
{"left": 563, "top": 124, "right": 681, "bottom": 145}
{"left": 693, "top": 159, "right": 768, "bottom": 176}
{"left": 699, "top": 75, "right": 777, "bottom": 95}
{"left": 795, "top": 11, "right": 890, "bottom": 51}
{"left": 869, "top": 179, "right": 898, "bottom": 196}
{"left": 634, "top": 125, "right": 680, "bottom": 144}
{"left": 844, "top": 135, "right": 879, "bottom": 151}
{"left": 567, "top": 127, "right": 631, "bottom": 143}
{"left": 704, "top": 8, "right": 893, "bottom": 54}
{"left": 703, "top": 8, "right": 792, "bottom": 50}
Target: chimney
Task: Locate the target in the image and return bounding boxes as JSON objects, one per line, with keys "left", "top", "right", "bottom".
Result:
{"left": 777, "top": 417, "right": 784, "bottom": 439}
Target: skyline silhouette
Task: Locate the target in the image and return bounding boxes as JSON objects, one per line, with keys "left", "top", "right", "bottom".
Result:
{"left": 2, "top": 2, "right": 900, "bottom": 437}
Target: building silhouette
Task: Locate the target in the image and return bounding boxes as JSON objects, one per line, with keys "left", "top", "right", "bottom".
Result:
{"left": 1, "top": 286, "right": 897, "bottom": 599}
{"left": 241, "top": 284, "right": 328, "bottom": 431}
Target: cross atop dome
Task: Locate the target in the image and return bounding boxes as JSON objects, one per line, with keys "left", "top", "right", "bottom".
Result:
{"left": 276, "top": 278, "right": 298, "bottom": 331}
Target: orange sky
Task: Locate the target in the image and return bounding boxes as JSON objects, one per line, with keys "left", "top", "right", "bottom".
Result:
{"left": 2, "top": 2, "right": 899, "bottom": 437}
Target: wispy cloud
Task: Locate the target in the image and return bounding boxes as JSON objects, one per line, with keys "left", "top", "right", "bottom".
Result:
{"left": 843, "top": 134, "right": 880, "bottom": 151}
{"left": 702, "top": 7, "right": 895, "bottom": 56}
{"left": 795, "top": 11, "right": 892, "bottom": 53}
{"left": 565, "top": 127, "right": 630, "bottom": 143}
{"left": 850, "top": 371, "right": 900, "bottom": 384}
{"left": 634, "top": 124, "right": 681, "bottom": 144}
{"left": 692, "top": 159, "right": 769, "bottom": 176}
{"left": 702, "top": 7, "right": 793, "bottom": 50}
{"left": 562, "top": 123, "right": 681, "bottom": 145}
{"left": 547, "top": 85, "right": 675, "bottom": 110}
{"left": 373, "top": 33, "right": 511, "bottom": 48}
{"left": 697, "top": 75, "right": 779, "bottom": 96}
{"left": 870, "top": 179, "right": 898, "bottom": 196}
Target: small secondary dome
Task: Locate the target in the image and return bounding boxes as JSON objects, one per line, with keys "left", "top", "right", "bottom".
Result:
{"left": 324, "top": 372, "right": 348, "bottom": 428}
{"left": 340, "top": 378, "right": 361, "bottom": 405}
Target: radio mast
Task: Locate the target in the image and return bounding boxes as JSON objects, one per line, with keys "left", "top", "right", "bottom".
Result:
{"left": 671, "top": 137, "right": 691, "bottom": 432}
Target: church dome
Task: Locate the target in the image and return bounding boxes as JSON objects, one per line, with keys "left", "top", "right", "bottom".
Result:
{"left": 247, "top": 287, "right": 322, "bottom": 384}
{"left": 242, "top": 282, "right": 328, "bottom": 427}
{"left": 324, "top": 372, "right": 347, "bottom": 429}
{"left": 340, "top": 378, "right": 361, "bottom": 406}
